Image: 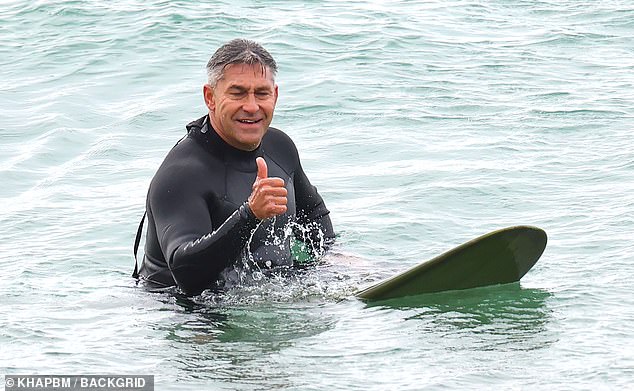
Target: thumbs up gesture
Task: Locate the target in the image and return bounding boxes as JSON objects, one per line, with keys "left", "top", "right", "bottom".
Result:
{"left": 248, "top": 157, "right": 288, "bottom": 220}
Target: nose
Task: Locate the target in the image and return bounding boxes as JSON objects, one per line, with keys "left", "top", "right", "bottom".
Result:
{"left": 242, "top": 93, "right": 259, "bottom": 113}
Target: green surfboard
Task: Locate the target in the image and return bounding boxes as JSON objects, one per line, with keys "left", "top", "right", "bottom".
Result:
{"left": 355, "top": 225, "right": 547, "bottom": 301}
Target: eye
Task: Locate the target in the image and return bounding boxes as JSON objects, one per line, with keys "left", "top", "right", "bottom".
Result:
{"left": 255, "top": 90, "right": 272, "bottom": 98}
{"left": 229, "top": 91, "right": 246, "bottom": 99}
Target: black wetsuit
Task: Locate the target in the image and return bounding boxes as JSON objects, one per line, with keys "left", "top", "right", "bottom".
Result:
{"left": 137, "top": 115, "right": 334, "bottom": 296}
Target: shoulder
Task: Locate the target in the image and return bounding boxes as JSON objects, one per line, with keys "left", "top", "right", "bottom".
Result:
{"left": 263, "top": 127, "right": 297, "bottom": 150}
{"left": 262, "top": 127, "right": 302, "bottom": 173}
{"left": 262, "top": 127, "right": 300, "bottom": 164}
{"left": 162, "top": 136, "right": 207, "bottom": 172}
{"left": 149, "top": 135, "right": 209, "bottom": 193}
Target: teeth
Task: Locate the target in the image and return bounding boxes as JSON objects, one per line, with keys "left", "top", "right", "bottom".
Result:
{"left": 240, "top": 119, "right": 257, "bottom": 123}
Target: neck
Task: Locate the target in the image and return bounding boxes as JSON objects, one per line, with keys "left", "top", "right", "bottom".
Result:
{"left": 208, "top": 112, "right": 260, "bottom": 151}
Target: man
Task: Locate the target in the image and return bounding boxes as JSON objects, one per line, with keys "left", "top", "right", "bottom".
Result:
{"left": 134, "top": 39, "right": 335, "bottom": 296}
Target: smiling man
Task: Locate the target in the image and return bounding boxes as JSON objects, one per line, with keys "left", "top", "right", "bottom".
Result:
{"left": 135, "top": 39, "right": 335, "bottom": 296}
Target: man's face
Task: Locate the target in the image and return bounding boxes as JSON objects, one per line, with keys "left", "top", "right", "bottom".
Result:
{"left": 204, "top": 63, "right": 278, "bottom": 151}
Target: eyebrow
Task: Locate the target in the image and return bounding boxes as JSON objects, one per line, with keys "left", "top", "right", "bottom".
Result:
{"left": 227, "top": 84, "right": 273, "bottom": 92}
{"left": 227, "top": 85, "right": 247, "bottom": 91}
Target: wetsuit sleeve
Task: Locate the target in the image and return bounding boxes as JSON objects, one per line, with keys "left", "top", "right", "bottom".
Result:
{"left": 149, "top": 165, "right": 259, "bottom": 296}
{"left": 292, "top": 159, "right": 336, "bottom": 254}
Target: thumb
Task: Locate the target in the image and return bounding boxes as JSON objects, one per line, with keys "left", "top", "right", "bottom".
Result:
{"left": 256, "top": 157, "right": 268, "bottom": 180}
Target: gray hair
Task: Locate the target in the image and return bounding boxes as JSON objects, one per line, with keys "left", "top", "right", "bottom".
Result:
{"left": 206, "top": 39, "right": 277, "bottom": 86}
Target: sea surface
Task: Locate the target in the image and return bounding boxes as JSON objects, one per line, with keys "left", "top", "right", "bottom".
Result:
{"left": 1, "top": 1, "right": 633, "bottom": 390}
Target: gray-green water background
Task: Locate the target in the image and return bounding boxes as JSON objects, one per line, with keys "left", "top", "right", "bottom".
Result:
{"left": 1, "top": 1, "right": 633, "bottom": 389}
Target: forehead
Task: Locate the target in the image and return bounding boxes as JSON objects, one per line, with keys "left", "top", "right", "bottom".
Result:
{"left": 219, "top": 63, "right": 275, "bottom": 86}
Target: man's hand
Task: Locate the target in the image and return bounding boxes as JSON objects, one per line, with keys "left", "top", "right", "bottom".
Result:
{"left": 248, "top": 157, "right": 288, "bottom": 220}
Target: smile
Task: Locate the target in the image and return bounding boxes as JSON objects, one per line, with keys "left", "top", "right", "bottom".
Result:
{"left": 238, "top": 119, "right": 262, "bottom": 124}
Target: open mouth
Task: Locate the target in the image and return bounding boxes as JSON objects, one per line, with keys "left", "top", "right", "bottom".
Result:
{"left": 237, "top": 119, "right": 262, "bottom": 124}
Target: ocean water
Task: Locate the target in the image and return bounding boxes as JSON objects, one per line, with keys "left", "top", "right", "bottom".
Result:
{"left": 1, "top": 0, "right": 633, "bottom": 389}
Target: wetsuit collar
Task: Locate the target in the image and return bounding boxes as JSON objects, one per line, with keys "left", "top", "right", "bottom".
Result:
{"left": 187, "top": 115, "right": 264, "bottom": 172}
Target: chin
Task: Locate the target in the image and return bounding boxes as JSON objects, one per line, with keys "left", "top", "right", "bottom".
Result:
{"left": 242, "top": 132, "right": 266, "bottom": 144}
{"left": 238, "top": 138, "right": 262, "bottom": 151}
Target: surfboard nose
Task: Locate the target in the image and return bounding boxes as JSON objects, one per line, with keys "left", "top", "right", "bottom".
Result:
{"left": 506, "top": 226, "right": 547, "bottom": 279}
{"left": 355, "top": 225, "right": 548, "bottom": 301}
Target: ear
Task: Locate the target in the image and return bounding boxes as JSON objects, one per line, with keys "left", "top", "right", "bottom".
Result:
{"left": 203, "top": 84, "right": 215, "bottom": 112}
{"left": 273, "top": 84, "right": 279, "bottom": 105}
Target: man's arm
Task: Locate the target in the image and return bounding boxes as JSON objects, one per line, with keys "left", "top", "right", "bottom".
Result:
{"left": 149, "top": 166, "right": 259, "bottom": 296}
